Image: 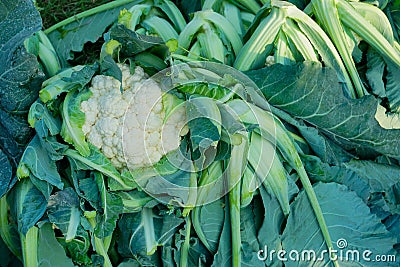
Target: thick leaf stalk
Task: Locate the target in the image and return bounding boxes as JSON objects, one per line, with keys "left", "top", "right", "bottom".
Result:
{"left": 311, "top": 0, "right": 366, "bottom": 97}
{"left": 228, "top": 133, "right": 248, "bottom": 267}
{"left": 226, "top": 100, "right": 338, "bottom": 265}
{"left": 21, "top": 227, "right": 39, "bottom": 267}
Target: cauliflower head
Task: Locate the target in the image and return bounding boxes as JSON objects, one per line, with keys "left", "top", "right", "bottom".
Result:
{"left": 80, "top": 64, "right": 187, "bottom": 170}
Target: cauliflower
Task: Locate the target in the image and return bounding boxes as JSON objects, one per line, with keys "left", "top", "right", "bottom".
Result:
{"left": 80, "top": 64, "right": 188, "bottom": 170}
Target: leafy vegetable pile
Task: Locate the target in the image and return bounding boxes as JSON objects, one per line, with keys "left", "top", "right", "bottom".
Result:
{"left": 1, "top": 0, "right": 400, "bottom": 266}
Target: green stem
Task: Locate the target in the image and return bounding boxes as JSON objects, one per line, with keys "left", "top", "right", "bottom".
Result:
{"left": 87, "top": 217, "right": 113, "bottom": 267}
{"left": 296, "top": 165, "right": 339, "bottom": 267}
{"left": 228, "top": 135, "right": 248, "bottom": 267}
{"left": 94, "top": 236, "right": 113, "bottom": 267}
{"left": 44, "top": 0, "right": 141, "bottom": 34}
{"left": 229, "top": 177, "right": 241, "bottom": 267}
{"left": 0, "top": 196, "right": 21, "bottom": 260}
{"left": 180, "top": 216, "right": 191, "bottom": 267}
{"left": 64, "top": 149, "right": 130, "bottom": 190}
{"left": 21, "top": 227, "right": 39, "bottom": 267}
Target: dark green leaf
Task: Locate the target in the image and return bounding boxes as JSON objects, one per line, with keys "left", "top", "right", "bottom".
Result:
{"left": 302, "top": 154, "right": 370, "bottom": 201}
{"left": 174, "top": 226, "right": 211, "bottom": 267}
{"left": 240, "top": 203, "right": 264, "bottom": 267}
{"left": 343, "top": 159, "right": 400, "bottom": 192}
{"left": 191, "top": 199, "right": 224, "bottom": 253}
{"left": 37, "top": 223, "right": 74, "bottom": 267}
{"left": 78, "top": 176, "right": 100, "bottom": 210}
{"left": 8, "top": 179, "right": 46, "bottom": 235}
{"left": 211, "top": 198, "right": 232, "bottom": 267}
{"left": 109, "top": 24, "right": 165, "bottom": 56}
{"left": 0, "top": 150, "right": 13, "bottom": 197}
{"left": 46, "top": 1, "right": 142, "bottom": 66}
{"left": 282, "top": 183, "right": 398, "bottom": 266}
{"left": 93, "top": 172, "right": 123, "bottom": 239}
{"left": 118, "top": 208, "right": 183, "bottom": 258}
{"left": 0, "top": 0, "right": 43, "bottom": 112}
{"left": 19, "top": 135, "right": 63, "bottom": 189}
{"left": 366, "top": 49, "right": 386, "bottom": 98}
{"left": 58, "top": 226, "right": 92, "bottom": 266}
{"left": 247, "top": 63, "right": 400, "bottom": 159}
{"left": 0, "top": 0, "right": 44, "bottom": 196}
{"left": 257, "top": 187, "right": 284, "bottom": 267}
{"left": 47, "top": 188, "right": 81, "bottom": 241}
{"left": 386, "top": 62, "right": 400, "bottom": 113}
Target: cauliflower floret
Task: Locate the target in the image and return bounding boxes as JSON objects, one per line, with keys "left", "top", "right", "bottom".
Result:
{"left": 80, "top": 64, "right": 187, "bottom": 170}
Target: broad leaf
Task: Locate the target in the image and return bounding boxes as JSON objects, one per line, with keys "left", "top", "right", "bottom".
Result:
{"left": 211, "top": 198, "right": 232, "bottom": 267}
{"left": 0, "top": 0, "right": 44, "bottom": 197}
{"left": 47, "top": 188, "right": 81, "bottom": 241}
{"left": 58, "top": 226, "right": 92, "bottom": 266}
{"left": 37, "top": 223, "right": 74, "bottom": 267}
{"left": 191, "top": 199, "right": 224, "bottom": 254}
{"left": 173, "top": 225, "right": 211, "bottom": 266}
{"left": 93, "top": 172, "right": 123, "bottom": 239}
{"left": 257, "top": 187, "right": 285, "bottom": 267}
{"left": 0, "top": 0, "right": 43, "bottom": 113}
{"left": 109, "top": 24, "right": 165, "bottom": 56}
{"left": 46, "top": 1, "right": 142, "bottom": 66}
{"left": 282, "top": 182, "right": 398, "bottom": 266}
{"left": 0, "top": 151, "right": 13, "bottom": 197}
{"left": 18, "top": 136, "right": 63, "bottom": 189}
{"left": 240, "top": 202, "right": 264, "bottom": 267}
{"left": 65, "top": 146, "right": 128, "bottom": 190}
{"left": 61, "top": 89, "right": 92, "bottom": 157}
{"left": 118, "top": 207, "right": 183, "bottom": 257}
{"left": 8, "top": 179, "right": 46, "bottom": 235}
{"left": 247, "top": 63, "right": 400, "bottom": 159}
{"left": 386, "top": 62, "right": 400, "bottom": 113}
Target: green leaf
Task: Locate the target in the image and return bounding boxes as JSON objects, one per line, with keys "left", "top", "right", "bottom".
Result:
{"left": 0, "top": 150, "right": 13, "bottom": 198}
{"left": 0, "top": 109, "right": 33, "bottom": 146}
{"left": 8, "top": 179, "right": 46, "bottom": 235}
{"left": 0, "top": 234, "right": 21, "bottom": 267}
{"left": 109, "top": 24, "right": 165, "bottom": 55}
{"left": 302, "top": 154, "right": 370, "bottom": 201}
{"left": 343, "top": 159, "right": 400, "bottom": 193}
{"left": 37, "top": 223, "right": 74, "bottom": 267}
{"left": 366, "top": 49, "right": 386, "bottom": 97}
{"left": 47, "top": 188, "right": 81, "bottom": 241}
{"left": 61, "top": 89, "right": 92, "bottom": 157}
{"left": 78, "top": 176, "right": 101, "bottom": 210}
{"left": 240, "top": 202, "right": 264, "bottom": 267}
{"left": 257, "top": 187, "right": 284, "bottom": 267}
{"left": 66, "top": 145, "right": 129, "bottom": 190}
{"left": 211, "top": 198, "right": 232, "bottom": 267}
{"left": 0, "top": 0, "right": 43, "bottom": 113}
{"left": 46, "top": 1, "right": 142, "bottom": 66}
{"left": 191, "top": 199, "right": 224, "bottom": 253}
{"left": 187, "top": 97, "right": 221, "bottom": 170}
{"left": 58, "top": 226, "right": 92, "bottom": 266}
{"left": 0, "top": 0, "right": 44, "bottom": 197}
{"left": 93, "top": 172, "right": 123, "bottom": 239}
{"left": 247, "top": 63, "right": 400, "bottom": 159}
{"left": 118, "top": 207, "right": 183, "bottom": 257}
{"left": 173, "top": 225, "right": 211, "bottom": 266}
{"left": 116, "top": 190, "right": 154, "bottom": 213}
{"left": 18, "top": 136, "right": 63, "bottom": 189}
{"left": 282, "top": 182, "right": 398, "bottom": 266}
{"left": 386, "top": 62, "right": 400, "bottom": 113}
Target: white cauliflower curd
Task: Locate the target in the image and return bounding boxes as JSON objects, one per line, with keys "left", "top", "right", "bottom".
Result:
{"left": 80, "top": 64, "right": 187, "bottom": 170}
